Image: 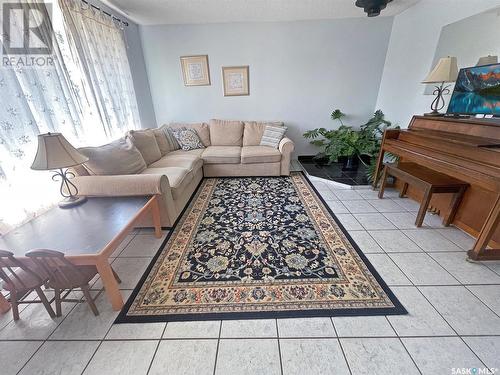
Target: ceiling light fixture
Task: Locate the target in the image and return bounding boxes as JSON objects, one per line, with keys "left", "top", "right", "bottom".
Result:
{"left": 355, "top": 0, "right": 393, "bottom": 17}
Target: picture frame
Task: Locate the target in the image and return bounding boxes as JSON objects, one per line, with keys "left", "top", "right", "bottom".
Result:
{"left": 222, "top": 66, "right": 249, "bottom": 96}
{"left": 180, "top": 55, "right": 211, "bottom": 86}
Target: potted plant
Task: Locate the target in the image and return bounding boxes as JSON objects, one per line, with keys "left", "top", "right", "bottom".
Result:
{"left": 303, "top": 109, "right": 398, "bottom": 179}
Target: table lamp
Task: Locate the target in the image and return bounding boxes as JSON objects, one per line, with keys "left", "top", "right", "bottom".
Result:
{"left": 422, "top": 56, "right": 458, "bottom": 116}
{"left": 31, "top": 132, "right": 89, "bottom": 208}
{"left": 476, "top": 55, "right": 498, "bottom": 66}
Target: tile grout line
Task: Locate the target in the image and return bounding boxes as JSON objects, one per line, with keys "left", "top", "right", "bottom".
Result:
{"left": 81, "top": 291, "right": 132, "bottom": 375}
{"left": 146, "top": 322, "right": 168, "bottom": 375}
{"left": 15, "top": 341, "right": 44, "bottom": 375}
{"left": 463, "top": 286, "right": 500, "bottom": 320}
{"left": 15, "top": 292, "right": 83, "bottom": 375}
{"left": 385, "top": 251, "right": 463, "bottom": 286}
{"left": 211, "top": 320, "right": 223, "bottom": 375}
{"left": 115, "top": 233, "right": 138, "bottom": 257}
{"left": 275, "top": 319, "right": 284, "bottom": 375}
{"left": 4, "top": 333, "right": 500, "bottom": 342}
{"left": 426, "top": 252, "right": 500, "bottom": 286}
{"left": 330, "top": 317, "right": 353, "bottom": 375}
{"left": 384, "top": 315, "right": 423, "bottom": 375}
{"left": 415, "top": 285, "right": 491, "bottom": 370}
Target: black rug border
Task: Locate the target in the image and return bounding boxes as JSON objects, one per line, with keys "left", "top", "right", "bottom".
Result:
{"left": 115, "top": 173, "right": 407, "bottom": 324}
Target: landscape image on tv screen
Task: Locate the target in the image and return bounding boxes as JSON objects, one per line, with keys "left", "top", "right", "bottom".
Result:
{"left": 447, "top": 63, "right": 500, "bottom": 115}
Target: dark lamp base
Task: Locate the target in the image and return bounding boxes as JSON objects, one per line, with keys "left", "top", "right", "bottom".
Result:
{"left": 424, "top": 111, "right": 445, "bottom": 117}
{"left": 58, "top": 196, "right": 87, "bottom": 208}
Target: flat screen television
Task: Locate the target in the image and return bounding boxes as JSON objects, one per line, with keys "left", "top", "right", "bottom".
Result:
{"left": 447, "top": 63, "right": 500, "bottom": 116}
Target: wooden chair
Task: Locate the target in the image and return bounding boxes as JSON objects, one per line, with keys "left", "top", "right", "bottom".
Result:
{"left": 25, "top": 249, "right": 121, "bottom": 317}
{"left": 0, "top": 250, "right": 56, "bottom": 320}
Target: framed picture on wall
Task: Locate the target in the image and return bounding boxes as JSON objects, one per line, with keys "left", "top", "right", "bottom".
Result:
{"left": 222, "top": 66, "right": 249, "bottom": 96}
{"left": 180, "top": 55, "right": 211, "bottom": 86}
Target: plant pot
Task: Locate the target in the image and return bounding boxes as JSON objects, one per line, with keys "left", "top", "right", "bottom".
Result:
{"left": 342, "top": 155, "right": 359, "bottom": 171}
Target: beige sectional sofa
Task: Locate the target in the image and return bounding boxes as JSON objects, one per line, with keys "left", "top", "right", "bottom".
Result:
{"left": 72, "top": 119, "right": 295, "bottom": 227}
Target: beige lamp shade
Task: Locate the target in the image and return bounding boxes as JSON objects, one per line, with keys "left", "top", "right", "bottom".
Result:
{"left": 476, "top": 55, "right": 498, "bottom": 66}
{"left": 31, "top": 132, "right": 88, "bottom": 170}
{"left": 422, "top": 57, "right": 459, "bottom": 83}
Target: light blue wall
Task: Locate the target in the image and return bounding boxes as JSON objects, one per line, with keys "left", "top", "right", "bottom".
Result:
{"left": 139, "top": 17, "right": 393, "bottom": 156}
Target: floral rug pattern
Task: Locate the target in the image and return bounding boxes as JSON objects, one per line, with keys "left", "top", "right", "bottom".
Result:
{"left": 118, "top": 173, "right": 404, "bottom": 322}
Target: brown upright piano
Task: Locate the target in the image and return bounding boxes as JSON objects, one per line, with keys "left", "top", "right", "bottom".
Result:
{"left": 373, "top": 116, "right": 500, "bottom": 261}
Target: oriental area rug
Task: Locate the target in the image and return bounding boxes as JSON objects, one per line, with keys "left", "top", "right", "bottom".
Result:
{"left": 116, "top": 173, "right": 406, "bottom": 323}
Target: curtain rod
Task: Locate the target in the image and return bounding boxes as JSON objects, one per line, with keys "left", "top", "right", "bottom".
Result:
{"left": 80, "top": 0, "right": 129, "bottom": 26}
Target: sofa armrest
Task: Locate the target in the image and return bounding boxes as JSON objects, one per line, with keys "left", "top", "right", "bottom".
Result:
{"left": 279, "top": 137, "right": 295, "bottom": 154}
{"left": 279, "top": 138, "right": 295, "bottom": 176}
{"left": 72, "top": 174, "right": 170, "bottom": 197}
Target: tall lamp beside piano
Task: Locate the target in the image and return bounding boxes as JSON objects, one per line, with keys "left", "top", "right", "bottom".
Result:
{"left": 422, "top": 56, "right": 459, "bottom": 117}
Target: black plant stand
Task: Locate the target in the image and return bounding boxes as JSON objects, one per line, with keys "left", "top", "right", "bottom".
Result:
{"left": 298, "top": 156, "right": 370, "bottom": 186}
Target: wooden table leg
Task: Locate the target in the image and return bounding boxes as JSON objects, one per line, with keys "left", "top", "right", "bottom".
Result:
{"left": 151, "top": 195, "right": 162, "bottom": 239}
{"left": 96, "top": 259, "right": 123, "bottom": 311}
{"left": 468, "top": 194, "right": 500, "bottom": 261}
{"left": 0, "top": 293, "right": 11, "bottom": 314}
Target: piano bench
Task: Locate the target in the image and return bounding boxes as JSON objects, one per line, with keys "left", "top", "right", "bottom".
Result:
{"left": 378, "top": 162, "right": 469, "bottom": 227}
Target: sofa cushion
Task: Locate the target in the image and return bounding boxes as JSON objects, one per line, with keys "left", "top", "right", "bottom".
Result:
{"left": 79, "top": 138, "right": 147, "bottom": 176}
{"left": 148, "top": 154, "right": 203, "bottom": 171}
{"left": 170, "top": 127, "right": 205, "bottom": 151}
{"left": 202, "top": 146, "right": 241, "bottom": 164}
{"left": 127, "top": 129, "right": 162, "bottom": 164}
{"left": 209, "top": 119, "right": 244, "bottom": 146}
{"left": 241, "top": 146, "right": 282, "bottom": 164}
{"left": 260, "top": 125, "right": 287, "bottom": 148}
{"left": 243, "top": 121, "right": 284, "bottom": 146}
{"left": 169, "top": 122, "right": 211, "bottom": 147}
{"left": 140, "top": 166, "right": 194, "bottom": 200}
{"left": 153, "top": 128, "right": 170, "bottom": 156}
{"left": 168, "top": 149, "right": 205, "bottom": 157}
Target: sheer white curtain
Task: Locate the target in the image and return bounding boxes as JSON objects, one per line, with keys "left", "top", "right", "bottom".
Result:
{"left": 59, "top": 0, "right": 140, "bottom": 138}
{"left": 0, "top": 1, "right": 139, "bottom": 234}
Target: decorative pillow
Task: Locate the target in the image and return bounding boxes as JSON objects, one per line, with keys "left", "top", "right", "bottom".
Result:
{"left": 79, "top": 138, "right": 147, "bottom": 176}
{"left": 160, "top": 125, "right": 180, "bottom": 151}
{"left": 170, "top": 127, "right": 205, "bottom": 151}
{"left": 169, "top": 122, "right": 211, "bottom": 147}
{"left": 243, "top": 121, "right": 284, "bottom": 146}
{"left": 260, "top": 125, "right": 288, "bottom": 148}
{"left": 126, "top": 129, "right": 161, "bottom": 165}
{"left": 153, "top": 128, "right": 170, "bottom": 156}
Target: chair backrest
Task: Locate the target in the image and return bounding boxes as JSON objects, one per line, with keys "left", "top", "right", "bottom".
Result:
{"left": 0, "top": 249, "right": 45, "bottom": 290}
{"left": 25, "top": 249, "right": 88, "bottom": 288}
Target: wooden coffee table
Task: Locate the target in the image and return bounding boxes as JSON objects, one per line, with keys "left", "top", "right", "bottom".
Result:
{"left": 0, "top": 195, "right": 162, "bottom": 313}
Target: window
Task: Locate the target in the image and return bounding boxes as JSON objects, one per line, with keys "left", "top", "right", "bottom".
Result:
{"left": 0, "top": 0, "right": 140, "bottom": 234}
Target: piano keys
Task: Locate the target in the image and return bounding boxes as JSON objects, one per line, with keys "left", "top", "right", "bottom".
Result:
{"left": 373, "top": 116, "right": 500, "bottom": 261}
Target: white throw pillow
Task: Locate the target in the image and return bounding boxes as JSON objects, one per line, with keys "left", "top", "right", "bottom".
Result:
{"left": 259, "top": 125, "right": 287, "bottom": 148}
{"left": 79, "top": 138, "right": 147, "bottom": 175}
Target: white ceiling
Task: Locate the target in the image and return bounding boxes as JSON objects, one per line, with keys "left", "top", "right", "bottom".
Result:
{"left": 104, "top": 0, "right": 421, "bottom": 26}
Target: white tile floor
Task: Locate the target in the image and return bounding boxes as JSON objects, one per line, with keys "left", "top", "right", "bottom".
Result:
{"left": 2, "top": 178, "right": 500, "bottom": 375}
